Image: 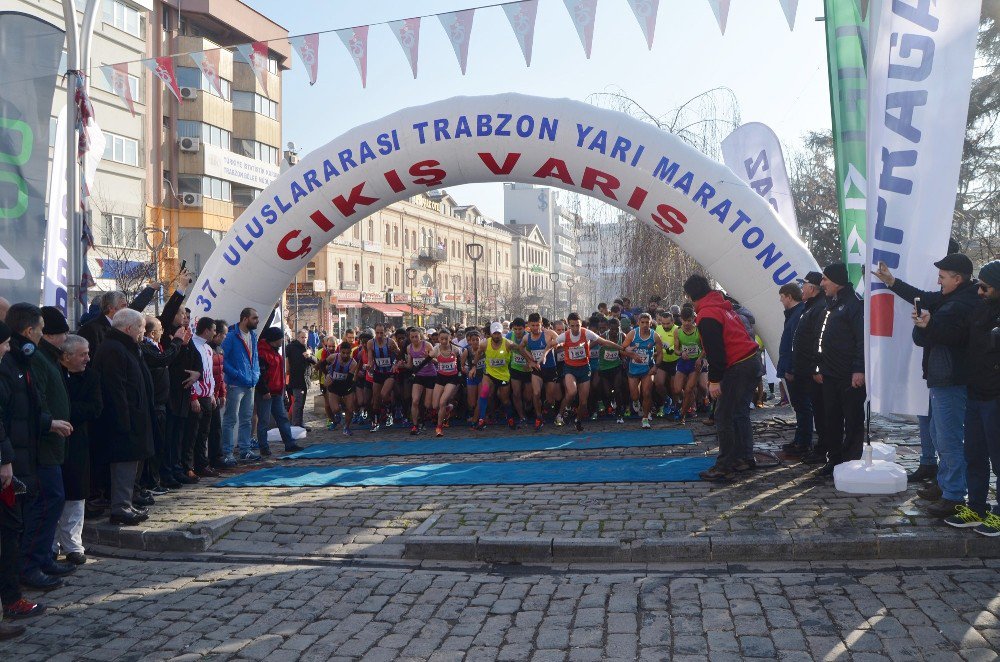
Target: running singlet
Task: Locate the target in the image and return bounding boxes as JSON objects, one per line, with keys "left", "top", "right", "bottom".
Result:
{"left": 628, "top": 328, "right": 656, "bottom": 376}
{"left": 465, "top": 349, "right": 486, "bottom": 380}
{"left": 655, "top": 325, "right": 679, "bottom": 363}
{"left": 599, "top": 331, "right": 622, "bottom": 370}
{"left": 558, "top": 329, "right": 599, "bottom": 368}
{"left": 372, "top": 339, "right": 394, "bottom": 374}
{"left": 436, "top": 351, "right": 459, "bottom": 376}
{"left": 525, "top": 332, "right": 554, "bottom": 368}
{"left": 507, "top": 332, "right": 529, "bottom": 372}
{"left": 410, "top": 343, "right": 438, "bottom": 377}
{"left": 676, "top": 327, "right": 702, "bottom": 360}
{"left": 484, "top": 339, "right": 512, "bottom": 381}
{"left": 328, "top": 356, "right": 355, "bottom": 384}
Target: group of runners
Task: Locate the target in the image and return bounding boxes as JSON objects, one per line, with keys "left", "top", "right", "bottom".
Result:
{"left": 311, "top": 303, "right": 719, "bottom": 438}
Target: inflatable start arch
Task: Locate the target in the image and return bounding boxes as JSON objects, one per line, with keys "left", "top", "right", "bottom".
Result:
{"left": 193, "top": 94, "right": 818, "bottom": 354}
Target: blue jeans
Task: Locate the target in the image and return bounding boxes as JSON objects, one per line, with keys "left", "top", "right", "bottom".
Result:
{"left": 964, "top": 398, "right": 1000, "bottom": 514}
{"left": 222, "top": 385, "right": 255, "bottom": 456}
{"left": 256, "top": 393, "right": 295, "bottom": 451}
{"left": 20, "top": 465, "right": 64, "bottom": 575}
{"left": 917, "top": 413, "right": 937, "bottom": 466}
{"left": 787, "top": 376, "right": 813, "bottom": 448}
{"left": 929, "top": 386, "right": 968, "bottom": 502}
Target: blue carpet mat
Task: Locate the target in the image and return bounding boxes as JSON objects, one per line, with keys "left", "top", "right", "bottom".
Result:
{"left": 214, "top": 456, "right": 716, "bottom": 488}
{"left": 281, "top": 429, "right": 694, "bottom": 459}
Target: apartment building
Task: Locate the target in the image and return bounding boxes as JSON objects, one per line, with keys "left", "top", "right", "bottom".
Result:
{"left": 503, "top": 222, "right": 553, "bottom": 318}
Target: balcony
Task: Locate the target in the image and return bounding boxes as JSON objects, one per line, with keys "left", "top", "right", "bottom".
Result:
{"left": 414, "top": 246, "right": 447, "bottom": 263}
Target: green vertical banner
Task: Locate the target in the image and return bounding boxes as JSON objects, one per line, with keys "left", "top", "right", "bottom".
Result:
{"left": 824, "top": 0, "right": 869, "bottom": 288}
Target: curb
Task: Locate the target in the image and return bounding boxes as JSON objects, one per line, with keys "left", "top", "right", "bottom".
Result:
{"left": 82, "top": 514, "right": 240, "bottom": 553}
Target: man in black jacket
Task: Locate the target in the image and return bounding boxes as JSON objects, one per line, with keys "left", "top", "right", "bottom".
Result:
{"left": 792, "top": 272, "right": 828, "bottom": 464}
{"left": 286, "top": 329, "right": 315, "bottom": 427}
{"left": 815, "top": 263, "right": 866, "bottom": 476}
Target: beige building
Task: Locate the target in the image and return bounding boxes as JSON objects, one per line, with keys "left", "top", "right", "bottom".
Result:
{"left": 502, "top": 223, "right": 553, "bottom": 318}
{"left": 291, "top": 190, "right": 513, "bottom": 333}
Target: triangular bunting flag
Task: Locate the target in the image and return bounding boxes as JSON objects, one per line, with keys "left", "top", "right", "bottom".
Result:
{"left": 563, "top": 0, "right": 599, "bottom": 58}
{"left": 778, "top": 0, "right": 798, "bottom": 29}
{"left": 144, "top": 56, "right": 182, "bottom": 103}
{"left": 706, "top": 0, "right": 731, "bottom": 34}
{"left": 235, "top": 41, "right": 270, "bottom": 93}
{"left": 289, "top": 33, "right": 320, "bottom": 85}
{"left": 438, "top": 9, "right": 475, "bottom": 75}
{"left": 859, "top": 0, "right": 869, "bottom": 19}
{"left": 388, "top": 18, "right": 421, "bottom": 78}
{"left": 101, "top": 63, "right": 135, "bottom": 117}
{"left": 625, "top": 0, "right": 659, "bottom": 50}
{"left": 190, "top": 50, "right": 224, "bottom": 97}
{"left": 336, "top": 26, "right": 369, "bottom": 88}
{"left": 503, "top": 1, "right": 539, "bottom": 66}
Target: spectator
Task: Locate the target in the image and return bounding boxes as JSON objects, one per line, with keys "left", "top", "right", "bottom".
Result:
{"left": 286, "top": 329, "right": 315, "bottom": 427}
{"left": 791, "top": 272, "right": 828, "bottom": 464}
{"left": 54, "top": 334, "right": 101, "bottom": 566}
{"left": 162, "top": 306, "right": 201, "bottom": 486}
{"left": 0, "top": 319, "right": 26, "bottom": 640}
{"left": 683, "top": 274, "right": 761, "bottom": 482}
{"left": 139, "top": 316, "right": 186, "bottom": 492}
{"left": 221, "top": 308, "right": 261, "bottom": 464}
{"left": 775, "top": 284, "right": 807, "bottom": 456}
{"left": 92, "top": 309, "right": 155, "bottom": 526}
{"left": 815, "top": 263, "right": 866, "bottom": 477}
{"left": 77, "top": 283, "right": 159, "bottom": 359}
{"left": 1, "top": 305, "right": 72, "bottom": 593}
{"left": 307, "top": 324, "right": 320, "bottom": 351}
{"left": 0, "top": 298, "right": 8, "bottom": 323}
{"left": 21, "top": 308, "right": 76, "bottom": 582}
{"left": 185, "top": 318, "right": 218, "bottom": 478}
{"left": 257, "top": 327, "right": 302, "bottom": 454}
{"left": 207, "top": 321, "right": 228, "bottom": 471}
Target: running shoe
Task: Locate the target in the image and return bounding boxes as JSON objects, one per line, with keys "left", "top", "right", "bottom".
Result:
{"left": 973, "top": 513, "right": 1000, "bottom": 537}
{"left": 507, "top": 417, "right": 516, "bottom": 429}
{"left": 343, "top": 427, "right": 353, "bottom": 437}
{"left": 555, "top": 414, "right": 565, "bottom": 427}
{"left": 590, "top": 412, "right": 599, "bottom": 421}
{"left": 435, "top": 425, "right": 444, "bottom": 437}
{"left": 631, "top": 401, "right": 641, "bottom": 414}
{"left": 616, "top": 416, "right": 624, "bottom": 424}
{"left": 944, "top": 505, "right": 988, "bottom": 528}
{"left": 474, "top": 419, "right": 487, "bottom": 431}
{"left": 385, "top": 414, "right": 394, "bottom": 428}
{"left": 574, "top": 418, "right": 583, "bottom": 432}
{"left": 369, "top": 422, "right": 380, "bottom": 433}
{"left": 606, "top": 405, "right": 615, "bottom": 416}
{"left": 409, "top": 425, "right": 419, "bottom": 435}
{"left": 326, "top": 420, "right": 337, "bottom": 430}
{"left": 641, "top": 417, "right": 651, "bottom": 429}
{"left": 238, "top": 451, "right": 261, "bottom": 463}
{"left": 534, "top": 418, "right": 544, "bottom": 431}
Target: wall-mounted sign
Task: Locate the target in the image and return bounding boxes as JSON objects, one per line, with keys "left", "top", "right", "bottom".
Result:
{"left": 203, "top": 143, "right": 280, "bottom": 189}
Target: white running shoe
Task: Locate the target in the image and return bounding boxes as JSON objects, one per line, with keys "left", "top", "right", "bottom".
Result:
{"left": 555, "top": 414, "right": 565, "bottom": 427}
{"left": 642, "top": 417, "right": 651, "bottom": 429}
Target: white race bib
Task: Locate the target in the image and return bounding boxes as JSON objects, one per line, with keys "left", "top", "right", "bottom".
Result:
{"left": 568, "top": 345, "right": 587, "bottom": 361}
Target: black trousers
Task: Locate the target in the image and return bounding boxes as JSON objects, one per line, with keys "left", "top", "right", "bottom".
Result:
{"left": 207, "top": 401, "right": 223, "bottom": 468}
{"left": 0, "top": 501, "right": 22, "bottom": 606}
{"left": 808, "top": 378, "right": 827, "bottom": 453}
{"left": 183, "top": 397, "right": 214, "bottom": 472}
{"left": 822, "top": 376, "right": 866, "bottom": 463}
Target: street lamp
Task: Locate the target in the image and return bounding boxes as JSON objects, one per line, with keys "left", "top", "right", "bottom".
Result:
{"left": 405, "top": 267, "right": 416, "bottom": 327}
{"left": 422, "top": 273, "right": 432, "bottom": 325}
{"left": 566, "top": 276, "right": 576, "bottom": 314}
{"left": 549, "top": 272, "right": 559, "bottom": 319}
{"left": 451, "top": 274, "right": 460, "bottom": 326}
{"left": 467, "top": 242, "right": 484, "bottom": 325}
{"left": 491, "top": 282, "right": 501, "bottom": 321}
{"left": 142, "top": 225, "right": 168, "bottom": 315}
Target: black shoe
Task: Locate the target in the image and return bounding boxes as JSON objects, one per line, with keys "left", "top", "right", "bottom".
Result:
{"left": 109, "top": 509, "right": 146, "bottom": 526}
{"left": 20, "top": 570, "right": 63, "bottom": 591}
{"left": 0, "top": 622, "right": 26, "bottom": 640}
{"left": 160, "top": 475, "right": 182, "bottom": 489}
{"left": 285, "top": 444, "right": 305, "bottom": 453}
{"left": 907, "top": 464, "right": 938, "bottom": 483}
{"left": 925, "top": 498, "right": 965, "bottom": 518}
{"left": 782, "top": 443, "right": 809, "bottom": 457}
{"left": 173, "top": 471, "right": 197, "bottom": 485}
{"left": 40, "top": 561, "right": 75, "bottom": 576}
{"left": 917, "top": 484, "right": 943, "bottom": 501}
{"left": 147, "top": 485, "right": 169, "bottom": 496}
{"left": 64, "top": 552, "right": 87, "bottom": 566}
{"left": 817, "top": 462, "right": 837, "bottom": 477}
{"left": 132, "top": 492, "right": 155, "bottom": 507}
{"left": 84, "top": 498, "right": 108, "bottom": 517}
{"left": 802, "top": 450, "right": 827, "bottom": 465}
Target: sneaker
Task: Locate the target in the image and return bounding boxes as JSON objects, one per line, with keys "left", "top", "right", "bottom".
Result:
{"left": 574, "top": 418, "right": 583, "bottom": 432}
{"left": 435, "top": 426, "right": 444, "bottom": 437}
{"left": 343, "top": 427, "right": 353, "bottom": 437}
{"left": 616, "top": 416, "right": 624, "bottom": 424}
{"left": 555, "top": 414, "right": 565, "bottom": 427}
{"left": 507, "top": 417, "right": 516, "bottom": 429}
{"left": 218, "top": 456, "right": 238, "bottom": 469}
{"left": 370, "top": 422, "right": 380, "bottom": 433}
{"left": 641, "top": 417, "right": 651, "bottom": 429}
{"left": 147, "top": 485, "right": 169, "bottom": 496}
{"left": 239, "top": 451, "right": 262, "bottom": 463}
{"left": 925, "top": 498, "right": 966, "bottom": 518}
{"left": 631, "top": 401, "right": 641, "bottom": 414}
{"left": 907, "top": 464, "right": 938, "bottom": 483}
{"left": 534, "top": 418, "right": 544, "bottom": 431}
{"left": 944, "top": 505, "right": 988, "bottom": 529}
{"left": 326, "top": 420, "right": 338, "bottom": 431}
{"left": 973, "top": 513, "right": 1000, "bottom": 537}
{"left": 474, "top": 419, "right": 486, "bottom": 431}
{"left": 3, "top": 598, "right": 45, "bottom": 620}
{"left": 410, "top": 425, "right": 419, "bottom": 435}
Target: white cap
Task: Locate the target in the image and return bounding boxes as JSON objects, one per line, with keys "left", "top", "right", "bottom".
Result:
{"left": 426, "top": 328, "right": 437, "bottom": 334}
{"left": 490, "top": 322, "right": 503, "bottom": 334}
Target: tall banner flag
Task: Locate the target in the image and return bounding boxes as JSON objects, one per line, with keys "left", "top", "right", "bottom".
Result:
{"left": 706, "top": 0, "right": 731, "bottom": 34}
{"left": 778, "top": 0, "right": 798, "bottom": 29}
{"left": 389, "top": 18, "right": 421, "bottom": 78}
{"left": 0, "top": 13, "right": 64, "bottom": 305}
{"left": 144, "top": 56, "right": 183, "bottom": 102}
{"left": 101, "top": 64, "right": 136, "bottom": 116}
{"left": 190, "top": 50, "right": 224, "bottom": 97}
{"left": 721, "top": 122, "right": 798, "bottom": 235}
{"left": 438, "top": 10, "right": 475, "bottom": 75}
{"left": 336, "top": 26, "right": 369, "bottom": 88}
{"left": 625, "top": 0, "right": 658, "bottom": 49}
{"left": 823, "top": 0, "right": 868, "bottom": 289}
{"left": 235, "top": 42, "right": 270, "bottom": 92}
{"left": 289, "top": 33, "right": 320, "bottom": 85}
{"left": 503, "top": 1, "right": 540, "bottom": 65}
{"left": 564, "top": 0, "right": 599, "bottom": 58}
{"left": 865, "top": 0, "right": 982, "bottom": 416}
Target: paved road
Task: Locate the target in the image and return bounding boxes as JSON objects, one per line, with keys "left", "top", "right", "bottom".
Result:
{"left": 3, "top": 557, "right": 999, "bottom": 660}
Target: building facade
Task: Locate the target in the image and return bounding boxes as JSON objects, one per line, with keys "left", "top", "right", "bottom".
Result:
{"left": 503, "top": 223, "right": 553, "bottom": 318}
{"left": 577, "top": 219, "right": 623, "bottom": 312}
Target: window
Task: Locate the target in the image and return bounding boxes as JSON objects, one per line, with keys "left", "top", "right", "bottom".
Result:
{"left": 234, "top": 139, "right": 279, "bottom": 165}
{"left": 393, "top": 226, "right": 399, "bottom": 247}
{"left": 234, "top": 49, "right": 279, "bottom": 75}
{"left": 175, "top": 66, "right": 231, "bottom": 100}
{"left": 384, "top": 267, "right": 390, "bottom": 286}
{"left": 232, "top": 184, "right": 261, "bottom": 207}
{"left": 178, "top": 175, "right": 231, "bottom": 201}
{"left": 353, "top": 264, "right": 360, "bottom": 282}
{"left": 394, "top": 268, "right": 400, "bottom": 286}
{"left": 103, "top": 132, "right": 139, "bottom": 166}
{"left": 384, "top": 225, "right": 390, "bottom": 245}
{"left": 337, "top": 262, "right": 344, "bottom": 283}
{"left": 369, "top": 265, "right": 375, "bottom": 285}
{"left": 306, "top": 262, "right": 316, "bottom": 281}
{"left": 232, "top": 91, "right": 278, "bottom": 119}
{"left": 103, "top": 0, "right": 145, "bottom": 38}
{"left": 99, "top": 214, "right": 141, "bottom": 248}
{"left": 177, "top": 120, "right": 230, "bottom": 150}
{"left": 367, "top": 219, "right": 373, "bottom": 241}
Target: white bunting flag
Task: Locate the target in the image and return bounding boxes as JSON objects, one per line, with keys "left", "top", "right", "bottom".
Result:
{"left": 100, "top": 63, "right": 135, "bottom": 116}
{"left": 778, "top": 0, "right": 798, "bottom": 30}
{"left": 563, "top": 0, "right": 598, "bottom": 58}
{"left": 337, "top": 26, "right": 369, "bottom": 88}
{"left": 189, "top": 50, "right": 224, "bottom": 97}
{"left": 625, "top": 0, "right": 659, "bottom": 50}
{"left": 289, "top": 33, "right": 320, "bottom": 85}
{"left": 235, "top": 41, "right": 270, "bottom": 93}
{"left": 438, "top": 9, "right": 475, "bottom": 75}
{"left": 706, "top": 0, "right": 731, "bottom": 34}
{"left": 388, "top": 18, "right": 421, "bottom": 78}
{"left": 503, "top": 1, "right": 540, "bottom": 66}
{"left": 143, "top": 56, "right": 182, "bottom": 102}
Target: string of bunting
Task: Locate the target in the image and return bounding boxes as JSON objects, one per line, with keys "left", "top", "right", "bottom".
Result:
{"left": 99, "top": 0, "right": 801, "bottom": 115}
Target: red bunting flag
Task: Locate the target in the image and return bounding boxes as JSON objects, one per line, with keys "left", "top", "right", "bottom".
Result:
{"left": 289, "top": 33, "right": 320, "bottom": 85}
{"left": 190, "top": 49, "right": 224, "bottom": 97}
{"left": 336, "top": 26, "right": 369, "bottom": 88}
{"left": 438, "top": 9, "right": 475, "bottom": 75}
{"left": 389, "top": 18, "right": 421, "bottom": 78}
{"left": 503, "top": 1, "right": 539, "bottom": 66}
{"left": 235, "top": 41, "right": 270, "bottom": 93}
{"left": 100, "top": 63, "right": 135, "bottom": 116}
{"left": 563, "top": 0, "right": 598, "bottom": 58}
{"left": 144, "top": 56, "right": 183, "bottom": 102}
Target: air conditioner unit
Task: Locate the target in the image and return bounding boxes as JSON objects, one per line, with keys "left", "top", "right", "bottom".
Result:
{"left": 179, "top": 86, "right": 198, "bottom": 100}
{"left": 181, "top": 192, "right": 203, "bottom": 207}
{"left": 178, "top": 136, "right": 201, "bottom": 153}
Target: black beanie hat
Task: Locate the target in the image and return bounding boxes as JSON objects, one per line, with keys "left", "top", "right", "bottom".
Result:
{"left": 41, "top": 306, "right": 69, "bottom": 335}
{"left": 0, "top": 320, "right": 10, "bottom": 345}
{"left": 823, "top": 263, "right": 851, "bottom": 288}
{"left": 261, "top": 327, "right": 284, "bottom": 344}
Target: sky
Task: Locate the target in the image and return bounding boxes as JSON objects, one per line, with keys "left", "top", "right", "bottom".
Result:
{"left": 243, "top": 0, "right": 833, "bottom": 220}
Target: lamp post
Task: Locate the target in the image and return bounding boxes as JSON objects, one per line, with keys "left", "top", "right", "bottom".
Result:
{"left": 549, "top": 272, "right": 559, "bottom": 319}
{"left": 491, "top": 282, "right": 500, "bottom": 321}
{"left": 142, "top": 225, "right": 168, "bottom": 315}
{"left": 566, "top": 276, "right": 575, "bottom": 314}
{"left": 451, "top": 274, "right": 460, "bottom": 326}
{"left": 421, "top": 273, "right": 432, "bottom": 326}
{"left": 467, "top": 243, "right": 484, "bottom": 325}
{"left": 405, "top": 267, "right": 416, "bottom": 327}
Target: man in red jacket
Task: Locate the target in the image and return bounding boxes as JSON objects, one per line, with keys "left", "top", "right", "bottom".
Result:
{"left": 683, "top": 275, "right": 761, "bottom": 482}
{"left": 256, "top": 328, "right": 302, "bottom": 455}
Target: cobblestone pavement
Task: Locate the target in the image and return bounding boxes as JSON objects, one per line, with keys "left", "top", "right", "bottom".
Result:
{"left": 3, "top": 556, "right": 1000, "bottom": 660}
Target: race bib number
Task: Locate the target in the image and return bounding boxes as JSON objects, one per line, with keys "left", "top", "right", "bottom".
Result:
{"left": 375, "top": 357, "right": 391, "bottom": 368}
{"left": 531, "top": 349, "right": 545, "bottom": 362}
{"left": 682, "top": 344, "right": 699, "bottom": 358}
{"left": 568, "top": 345, "right": 587, "bottom": 361}
{"left": 489, "top": 357, "right": 507, "bottom": 368}
{"left": 438, "top": 360, "right": 457, "bottom": 373}
{"left": 631, "top": 349, "right": 647, "bottom": 364}
{"left": 556, "top": 349, "right": 565, "bottom": 362}
{"left": 331, "top": 371, "right": 348, "bottom": 381}
{"left": 603, "top": 350, "right": 619, "bottom": 361}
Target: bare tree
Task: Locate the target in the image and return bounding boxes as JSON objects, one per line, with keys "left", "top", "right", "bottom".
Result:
{"left": 89, "top": 185, "right": 154, "bottom": 303}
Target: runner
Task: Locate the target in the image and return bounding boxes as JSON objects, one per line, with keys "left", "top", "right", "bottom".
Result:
{"left": 366, "top": 323, "right": 399, "bottom": 433}
{"left": 316, "top": 336, "right": 340, "bottom": 428}
{"left": 522, "top": 312, "right": 559, "bottom": 431}
{"left": 463, "top": 329, "right": 486, "bottom": 424}
{"left": 622, "top": 313, "right": 663, "bottom": 429}
{"left": 472, "top": 322, "right": 538, "bottom": 430}
{"left": 587, "top": 316, "right": 605, "bottom": 419}
{"left": 598, "top": 316, "right": 626, "bottom": 423}
{"left": 430, "top": 329, "right": 463, "bottom": 437}
{"left": 506, "top": 318, "right": 532, "bottom": 424}
{"left": 673, "top": 307, "right": 704, "bottom": 424}
{"left": 404, "top": 327, "right": 437, "bottom": 435}
{"left": 654, "top": 309, "right": 680, "bottom": 416}
{"left": 324, "top": 342, "right": 359, "bottom": 436}
{"left": 545, "top": 312, "right": 629, "bottom": 432}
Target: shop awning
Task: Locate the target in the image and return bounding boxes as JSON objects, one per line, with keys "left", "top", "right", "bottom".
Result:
{"left": 364, "top": 303, "right": 404, "bottom": 316}
{"left": 390, "top": 304, "right": 416, "bottom": 315}
{"left": 333, "top": 301, "right": 362, "bottom": 309}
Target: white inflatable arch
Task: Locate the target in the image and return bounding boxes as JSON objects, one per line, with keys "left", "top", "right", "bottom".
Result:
{"left": 193, "top": 94, "right": 818, "bottom": 354}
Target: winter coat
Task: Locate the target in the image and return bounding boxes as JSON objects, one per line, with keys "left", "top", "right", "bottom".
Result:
{"left": 792, "top": 293, "right": 827, "bottom": 377}
{"left": 776, "top": 302, "right": 804, "bottom": 377}
{"left": 221, "top": 325, "right": 260, "bottom": 388}
{"left": 62, "top": 367, "right": 102, "bottom": 501}
{"left": 140, "top": 336, "right": 183, "bottom": 409}
{"left": 33, "top": 339, "right": 70, "bottom": 466}
{"left": 693, "top": 290, "right": 760, "bottom": 383}
{"left": 818, "top": 288, "right": 865, "bottom": 380}
{"left": 256, "top": 340, "right": 285, "bottom": 397}
{"left": 966, "top": 296, "right": 1000, "bottom": 400}
{"left": 0, "top": 335, "right": 53, "bottom": 490}
{"left": 905, "top": 279, "right": 981, "bottom": 387}
{"left": 92, "top": 327, "right": 155, "bottom": 463}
